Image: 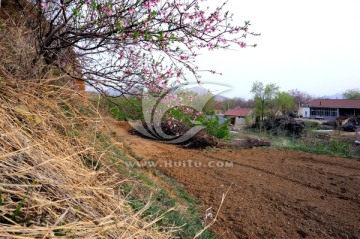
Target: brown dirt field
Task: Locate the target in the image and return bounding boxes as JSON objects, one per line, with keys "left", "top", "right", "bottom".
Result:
{"left": 106, "top": 119, "right": 360, "bottom": 239}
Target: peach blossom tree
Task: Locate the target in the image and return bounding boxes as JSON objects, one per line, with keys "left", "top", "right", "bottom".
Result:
{"left": 24, "top": 0, "right": 258, "bottom": 93}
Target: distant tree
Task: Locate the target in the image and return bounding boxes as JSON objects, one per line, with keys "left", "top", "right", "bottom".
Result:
{"left": 233, "top": 97, "right": 254, "bottom": 108}
{"left": 250, "top": 81, "right": 279, "bottom": 127}
{"left": 216, "top": 97, "right": 254, "bottom": 111}
{"left": 343, "top": 89, "right": 360, "bottom": 99}
{"left": 276, "top": 92, "right": 295, "bottom": 115}
{"left": 288, "top": 89, "right": 313, "bottom": 106}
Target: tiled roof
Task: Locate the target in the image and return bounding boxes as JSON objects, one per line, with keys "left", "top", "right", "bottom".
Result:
{"left": 309, "top": 99, "right": 360, "bottom": 109}
{"left": 224, "top": 108, "right": 252, "bottom": 117}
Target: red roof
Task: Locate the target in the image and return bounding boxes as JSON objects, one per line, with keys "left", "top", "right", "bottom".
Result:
{"left": 224, "top": 108, "right": 252, "bottom": 117}
{"left": 309, "top": 99, "right": 360, "bottom": 109}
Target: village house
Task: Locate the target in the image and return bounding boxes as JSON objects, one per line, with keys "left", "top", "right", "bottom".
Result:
{"left": 224, "top": 108, "right": 253, "bottom": 125}
{"left": 299, "top": 99, "right": 360, "bottom": 120}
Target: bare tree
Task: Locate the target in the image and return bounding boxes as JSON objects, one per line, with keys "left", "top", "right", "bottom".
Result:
{"left": 288, "top": 89, "right": 313, "bottom": 106}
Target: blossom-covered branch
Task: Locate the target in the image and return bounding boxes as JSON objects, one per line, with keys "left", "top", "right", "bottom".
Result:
{"left": 27, "top": 0, "right": 258, "bottom": 94}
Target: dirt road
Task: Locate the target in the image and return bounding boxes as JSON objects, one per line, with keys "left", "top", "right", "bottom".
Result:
{"left": 107, "top": 120, "right": 360, "bottom": 239}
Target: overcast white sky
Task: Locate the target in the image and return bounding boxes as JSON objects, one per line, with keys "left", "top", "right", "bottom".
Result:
{"left": 195, "top": 0, "right": 360, "bottom": 99}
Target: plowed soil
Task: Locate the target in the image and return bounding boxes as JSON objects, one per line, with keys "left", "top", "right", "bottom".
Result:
{"left": 107, "top": 119, "right": 360, "bottom": 239}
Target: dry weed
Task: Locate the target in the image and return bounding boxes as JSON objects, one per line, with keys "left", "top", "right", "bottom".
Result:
{"left": 0, "top": 79, "right": 171, "bottom": 238}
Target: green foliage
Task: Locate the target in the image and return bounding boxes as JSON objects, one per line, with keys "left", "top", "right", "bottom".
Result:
{"left": 250, "top": 81, "right": 280, "bottom": 124}
{"left": 125, "top": 175, "right": 217, "bottom": 239}
{"left": 276, "top": 92, "right": 295, "bottom": 115}
{"left": 285, "top": 138, "right": 352, "bottom": 158}
{"left": 167, "top": 108, "right": 230, "bottom": 140}
{"left": 247, "top": 122, "right": 356, "bottom": 158}
{"left": 178, "top": 188, "right": 195, "bottom": 204}
{"left": 109, "top": 98, "right": 142, "bottom": 121}
{"left": 91, "top": 95, "right": 143, "bottom": 121}
{"left": 6, "top": 193, "right": 32, "bottom": 224}
{"left": 198, "top": 115, "right": 231, "bottom": 140}
{"left": 343, "top": 89, "right": 360, "bottom": 99}
{"left": 12, "top": 197, "right": 25, "bottom": 221}
{"left": 158, "top": 174, "right": 217, "bottom": 239}
{"left": 328, "top": 140, "right": 351, "bottom": 157}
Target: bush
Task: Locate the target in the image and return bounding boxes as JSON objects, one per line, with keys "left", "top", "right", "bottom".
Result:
{"left": 198, "top": 115, "right": 231, "bottom": 140}
{"left": 288, "top": 137, "right": 353, "bottom": 158}
{"left": 165, "top": 108, "right": 230, "bottom": 140}
{"left": 91, "top": 95, "right": 143, "bottom": 121}
{"left": 110, "top": 98, "right": 142, "bottom": 121}
{"left": 328, "top": 140, "right": 351, "bottom": 157}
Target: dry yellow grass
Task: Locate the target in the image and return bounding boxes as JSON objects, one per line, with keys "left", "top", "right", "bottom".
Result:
{"left": 0, "top": 79, "right": 171, "bottom": 238}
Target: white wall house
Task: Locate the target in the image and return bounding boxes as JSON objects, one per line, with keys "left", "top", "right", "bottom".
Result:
{"left": 299, "top": 107, "right": 310, "bottom": 118}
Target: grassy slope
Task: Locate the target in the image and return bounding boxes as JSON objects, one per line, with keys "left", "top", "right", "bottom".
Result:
{"left": 0, "top": 81, "right": 172, "bottom": 238}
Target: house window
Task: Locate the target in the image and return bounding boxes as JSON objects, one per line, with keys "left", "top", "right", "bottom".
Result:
{"left": 310, "top": 108, "right": 337, "bottom": 117}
